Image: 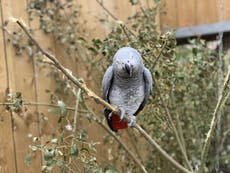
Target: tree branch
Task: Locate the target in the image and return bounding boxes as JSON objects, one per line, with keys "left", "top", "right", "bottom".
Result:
{"left": 68, "top": 89, "right": 81, "bottom": 172}
{"left": 16, "top": 20, "right": 116, "bottom": 113}
{"left": 15, "top": 19, "right": 192, "bottom": 173}
{"left": 126, "top": 129, "right": 145, "bottom": 164}
{"left": 0, "top": 101, "right": 87, "bottom": 113}
{"left": 95, "top": 0, "right": 119, "bottom": 21}
{"left": 134, "top": 124, "right": 192, "bottom": 173}
{"left": 199, "top": 66, "right": 230, "bottom": 173}
{"left": 82, "top": 102, "right": 148, "bottom": 173}
{"left": 72, "top": 89, "right": 81, "bottom": 136}
{"left": 153, "top": 78, "right": 194, "bottom": 172}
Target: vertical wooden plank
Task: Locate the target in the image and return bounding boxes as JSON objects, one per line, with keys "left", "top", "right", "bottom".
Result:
{"left": 76, "top": 0, "right": 107, "bottom": 39}
{"left": 1, "top": 0, "right": 41, "bottom": 172}
{"left": 75, "top": 0, "right": 109, "bottom": 155}
{"left": 0, "top": 1, "right": 17, "bottom": 172}
{"left": 160, "top": 0, "right": 225, "bottom": 29}
{"left": 29, "top": 17, "right": 57, "bottom": 137}
{"left": 74, "top": 0, "right": 116, "bottom": 164}
{"left": 160, "top": 0, "right": 177, "bottom": 30}
{"left": 223, "top": 0, "right": 230, "bottom": 21}
{"left": 195, "top": 0, "right": 218, "bottom": 25}
{"left": 176, "top": 0, "right": 196, "bottom": 27}
{"left": 115, "top": 0, "right": 135, "bottom": 21}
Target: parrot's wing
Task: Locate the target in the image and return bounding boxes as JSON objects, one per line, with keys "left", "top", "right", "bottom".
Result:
{"left": 102, "top": 66, "right": 114, "bottom": 102}
{"left": 143, "top": 67, "right": 153, "bottom": 96}
{"left": 134, "top": 67, "right": 153, "bottom": 115}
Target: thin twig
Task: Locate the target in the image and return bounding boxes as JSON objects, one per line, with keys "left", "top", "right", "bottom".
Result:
{"left": 16, "top": 20, "right": 116, "bottom": 113}
{"left": 68, "top": 89, "right": 81, "bottom": 173}
{"left": 120, "top": 25, "right": 132, "bottom": 41}
{"left": 152, "top": 78, "right": 173, "bottom": 130}
{"left": 72, "top": 89, "right": 81, "bottom": 136}
{"left": 151, "top": 40, "right": 167, "bottom": 69}
{"left": 126, "top": 129, "right": 144, "bottom": 164}
{"left": 16, "top": 19, "right": 192, "bottom": 173}
{"left": 134, "top": 124, "right": 192, "bottom": 173}
{"left": 0, "top": 101, "right": 87, "bottom": 113}
{"left": 95, "top": 0, "right": 119, "bottom": 21}
{"left": 172, "top": 93, "right": 191, "bottom": 169}
{"left": 82, "top": 102, "right": 148, "bottom": 173}
{"left": 218, "top": 128, "right": 230, "bottom": 154}
{"left": 153, "top": 78, "right": 193, "bottom": 171}
{"left": 122, "top": 25, "right": 137, "bottom": 38}
{"left": 199, "top": 66, "right": 230, "bottom": 173}
{"left": 215, "top": 30, "right": 223, "bottom": 173}
{"left": 142, "top": 39, "right": 166, "bottom": 70}
{"left": 175, "top": 112, "right": 187, "bottom": 159}
{"left": 95, "top": 0, "right": 137, "bottom": 39}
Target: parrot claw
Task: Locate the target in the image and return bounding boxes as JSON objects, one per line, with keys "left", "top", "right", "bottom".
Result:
{"left": 108, "top": 112, "right": 113, "bottom": 120}
{"left": 118, "top": 108, "right": 126, "bottom": 120}
{"left": 127, "top": 115, "right": 136, "bottom": 127}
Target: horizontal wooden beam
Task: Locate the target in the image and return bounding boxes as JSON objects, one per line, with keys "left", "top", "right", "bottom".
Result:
{"left": 163, "top": 21, "right": 230, "bottom": 40}
{"left": 175, "top": 21, "right": 230, "bottom": 39}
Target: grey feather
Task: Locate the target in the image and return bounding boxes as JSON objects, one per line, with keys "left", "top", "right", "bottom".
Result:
{"left": 135, "top": 67, "right": 153, "bottom": 115}
{"left": 102, "top": 66, "right": 114, "bottom": 101}
{"left": 143, "top": 67, "right": 153, "bottom": 98}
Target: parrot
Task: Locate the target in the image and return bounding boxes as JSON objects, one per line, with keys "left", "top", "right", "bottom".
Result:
{"left": 102, "top": 47, "right": 153, "bottom": 132}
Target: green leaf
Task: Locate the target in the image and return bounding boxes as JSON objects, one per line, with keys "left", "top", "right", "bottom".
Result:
{"left": 70, "top": 144, "right": 79, "bottom": 157}
{"left": 105, "top": 169, "right": 118, "bottom": 173}
{"left": 48, "top": 108, "right": 59, "bottom": 115}
{"left": 25, "top": 154, "right": 32, "bottom": 166}
{"left": 88, "top": 141, "right": 98, "bottom": 152}
{"left": 99, "top": 18, "right": 108, "bottom": 24}
{"left": 15, "top": 91, "right": 22, "bottom": 98}
{"left": 56, "top": 160, "right": 65, "bottom": 167}
{"left": 57, "top": 100, "right": 67, "bottom": 115}
{"left": 129, "top": 0, "right": 139, "bottom": 5}
{"left": 29, "top": 145, "right": 38, "bottom": 151}
{"left": 57, "top": 116, "right": 64, "bottom": 124}
{"left": 44, "top": 150, "right": 55, "bottom": 161}
{"left": 88, "top": 47, "right": 98, "bottom": 55}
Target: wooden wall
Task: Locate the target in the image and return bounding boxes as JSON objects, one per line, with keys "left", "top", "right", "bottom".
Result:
{"left": 0, "top": 0, "right": 154, "bottom": 172}
{"left": 160, "top": 0, "right": 230, "bottom": 30}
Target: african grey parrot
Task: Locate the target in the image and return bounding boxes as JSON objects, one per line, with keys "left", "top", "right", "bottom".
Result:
{"left": 102, "top": 47, "right": 153, "bottom": 132}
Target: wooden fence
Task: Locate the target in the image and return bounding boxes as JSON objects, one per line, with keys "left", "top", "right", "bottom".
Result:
{"left": 0, "top": 0, "right": 229, "bottom": 172}
{"left": 0, "top": 0, "right": 154, "bottom": 172}
{"left": 160, "top": 0, "right": 230, "bottom": 30}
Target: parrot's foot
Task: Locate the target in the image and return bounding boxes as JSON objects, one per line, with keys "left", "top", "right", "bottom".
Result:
{"left": 118, "top": 108, "right": 126, "bottom": 120}
{"left": 127, "top": 115, "right": 136, "bottom": 127}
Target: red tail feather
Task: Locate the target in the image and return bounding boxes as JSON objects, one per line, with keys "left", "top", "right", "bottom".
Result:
{"left": 111, "top": 113, "right": 128, "bottom": 131}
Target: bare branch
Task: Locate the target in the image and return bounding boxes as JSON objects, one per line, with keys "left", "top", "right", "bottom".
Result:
{"left": 134, "top": 124, "right": 192, "bottom": 173}
{"left": 68, "top": 89, "right": 81, "bottom": 172}
{"left": 199, "top": 66, "right": 230, "bottom": 173}
{"left": 0, "top": 101, "right": 86, "bottom": 113}
{"left": 83, "top": 102, "right": 148, "bottom": 173}
{"left": 95, "top": 0, "right": 119, "bottom": 21}
{"left": 153, "top": 77, "right": 193, "bottom": 172}
{"left": 16, "top": 20, "right": 116, "bottom": 113}
{"left": 126, "top": 129, "right": 145, "bottom": 164}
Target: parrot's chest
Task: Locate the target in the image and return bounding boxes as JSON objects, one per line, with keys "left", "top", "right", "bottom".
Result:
{"left": 109, "top": 79, "right": 145, "bottom": 115}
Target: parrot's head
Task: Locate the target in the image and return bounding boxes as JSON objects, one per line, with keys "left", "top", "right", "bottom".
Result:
{"left": 112, "top": 47, "right": 144, "bottom": 77}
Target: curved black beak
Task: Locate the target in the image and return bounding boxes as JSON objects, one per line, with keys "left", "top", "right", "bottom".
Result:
{"left": 125, "top": 64, "right": 132, "bottom": 77}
